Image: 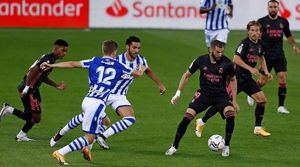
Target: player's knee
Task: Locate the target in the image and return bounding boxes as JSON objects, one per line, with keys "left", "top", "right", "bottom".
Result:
{"left": 184, "top": 112, "right": 195, "bottom": 121}
{"left": 224, "top": 110, "right": 235, "bottom": 119}
{"left": 102, "top": 116, "right": 111, "bottom": 126}
{"left": 279, "top": 83, "right": 287, "bottom": 88}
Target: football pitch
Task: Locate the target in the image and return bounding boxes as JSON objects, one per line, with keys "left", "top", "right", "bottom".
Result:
{"left": 0, "top": 28, "right": 299, "bottom": 167}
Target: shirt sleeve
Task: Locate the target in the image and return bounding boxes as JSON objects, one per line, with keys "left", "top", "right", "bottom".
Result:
{"left": 119, "top": 62, "right": 134, "bottom": 75}
{"left": 283, "top": 19, "right": 292, "bottom": 38}
{"left": 200, "top": 0, "right": 210, "bottom": 8}
{"left": 235, "top": 41, "right": 247, "bottom": 57}
{"left": 188, "top": 58, "right": 199, "bottom": 74}
{"left": 227, "top": 62, "right": 236, "bottom": 78}
{"left": 80, "top": 57, "right": 95, "bottom": 69}
{"left": 140, "top": 56, "right": 149, "bottom": 69}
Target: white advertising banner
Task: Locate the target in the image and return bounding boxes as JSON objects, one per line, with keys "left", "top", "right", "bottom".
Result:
{"left": 89, "top": 0, "right": 300, "bottom": 30}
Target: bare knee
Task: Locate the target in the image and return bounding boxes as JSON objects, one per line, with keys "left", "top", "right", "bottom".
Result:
{"left": 117, "top": 106, "right": 134, "bottom": 118}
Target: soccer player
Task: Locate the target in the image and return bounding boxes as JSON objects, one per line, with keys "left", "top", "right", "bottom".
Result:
{"left": 42, "top": 40, "right": 146, "bottom": 165}
{"left": 0, "top": 39, "right": 68, "bottom": 141}
{"left": 49, "top": 36, "right": 166, "bottom": 149}
{"left": 247, "top": 0, "right": 300, "bottom": 114}
{"left": 165, "top": 40, "right": 239, "bottom": 157}
{"left": 200, "top": 0, "right": 233, "bottom": 48}
{"left": 196, "top": 21, "right": 273, "bottom": 137}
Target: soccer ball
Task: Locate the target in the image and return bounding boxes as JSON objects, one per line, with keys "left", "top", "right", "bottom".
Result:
{"left": 208, "top": 134, "right": 225, "bottom": 151}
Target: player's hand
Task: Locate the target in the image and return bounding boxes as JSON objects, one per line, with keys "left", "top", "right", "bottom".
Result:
{"left": 56, "top": 82, "right": 66, "bottom": 90}
{"left": 171, "top": 90, "right": 181, "bottom": 105}
{"left": 19, "top": 92, "right": 26, "bottom": 98}
{"left": 40, "top": 62, "right": 52, "bottom": 71}
{"left": 232, "top": 100, "right": 240, "bottom": 113}
{"left": 139, "top": 65, "right": 147, "bottom": 73}
{"left": 250, "top": 68, "right": 260, "bottom": 77}
{"left": 159, "top": 84, "right": 166, "bottom": 95}
{"left": 265, "top": 72, "right": 273, "bottom": 81}
{"left": 293, "top": 45, "right": 300, "bottom": 54}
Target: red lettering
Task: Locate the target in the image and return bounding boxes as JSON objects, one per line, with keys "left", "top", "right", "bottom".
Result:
{"left": 132, "top": 1, "right": 142, "bottom": 17}
{"left": 296, "top": 4, "right": 300, "bottom": 20}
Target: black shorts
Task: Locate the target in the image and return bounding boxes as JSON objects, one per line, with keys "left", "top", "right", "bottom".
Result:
{"left": 265, "top": 57, "right": 287, "bottom": 73}
{"left": 188, "top": 91, "right": 232, "bottom": 117}
{"left": 20, "top": 88, "right": 42, "bottom": 114}
{"left": 237, "top": 78, "right": 261, "bottom": 96}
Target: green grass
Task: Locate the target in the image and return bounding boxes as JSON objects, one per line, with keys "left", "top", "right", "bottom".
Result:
{"left": 0, "top": 28, "right": 299, "bottom": 167}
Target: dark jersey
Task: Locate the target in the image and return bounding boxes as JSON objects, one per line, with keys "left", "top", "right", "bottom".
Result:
{"left": 18, "top": 53, "right": 56, "bottom": 91}
{"left": 188, "top": 54, "right": 235, "bottom": 96}
{"left": 258, "top": 15, "right": 291, "bottom": 59}
{"left": 235, "top": 37, "right": 264, "bottom": 80}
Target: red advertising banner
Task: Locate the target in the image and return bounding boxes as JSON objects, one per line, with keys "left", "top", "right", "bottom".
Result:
{"left": 0, "top": 0, "right": 88, "bottom": 28}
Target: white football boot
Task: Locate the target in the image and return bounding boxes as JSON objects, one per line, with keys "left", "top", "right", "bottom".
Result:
{"left": 165, "top": 145, "right": 177, "bottom": 156}
{"left": 277, "top": 106, "right": 290, "bottom": 114}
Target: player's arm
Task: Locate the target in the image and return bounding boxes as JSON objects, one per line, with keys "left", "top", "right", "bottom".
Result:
{"left": 43, "top": 77, "right": 66, "bottom": 90}
{"left": 131, "top": 65, "right": 147, "bottom": 78}
{"left": 20, "top": 65, "right": 43, "bottom": 97}
{"left": 229, "top": 75, "right": 239, "bottom": 112}
{"left": 171, "top": 70, "right": 192, "bottom": 104}
{"left": 145, "top": 68, "right": 166, "bottom": 95}
{"left": 199, "top": 1, "right": 216, "bottom": 14}
{"left": 233, "top": 55, "right": 259, "bottom": 77}
{"left": 258, "top": 56, "right": 272, "bottom": 80}
{"left": 287, "top": 36, "right": 300, "bottom": 54}
{"left": 43, "top": 61, "right": 82, "bottom": 69}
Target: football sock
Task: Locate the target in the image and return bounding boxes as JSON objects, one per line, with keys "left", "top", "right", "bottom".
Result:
{"left": 60, "top": 113, "right": 84, "bottom": 136}
{"left": 12, "top": 108, "right": 31, "bottom": 121}
{"left": 278, "top": 84, "right": 286, "bottom": 107}
{"left": 58, "top": 136, "right": 89, "bottom": 155}
{"left": 202, "top": 107, "right": 218, "bottom": 123}
{"left": 21, "top": 120, "right": 34, "bottom": 133}
{"left": 225, "top": 116, "right": 235, "bottom": 146}
{"left": 255, "top": 102, "right": 265, "bottom": 126}
{"left": 173, "top": 113, "right": 193, "bottom": 149}
{"left": 102, "top": 116, "right": 135, "bottom": 138}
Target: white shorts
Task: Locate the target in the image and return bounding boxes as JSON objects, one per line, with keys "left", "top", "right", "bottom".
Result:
{"left": 106, "top": 94, "right": 131, "bottom": 111}
{"left": 81, "top": 97, "right": 107, "bottom": 135}
{"left": 204, "top": 29, "right": 229, "bottom": 47}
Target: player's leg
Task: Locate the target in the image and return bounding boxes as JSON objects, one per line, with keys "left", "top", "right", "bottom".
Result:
{"left": 277, "top": 71, "right": 289, "bottom": 113}
{"left": 97, "top": 95, "right": 133, "bottom": 149}
{"left": 165, "top": 108, "right": 197, "bottom": 156}
{"left": 16, "top": 91, "right": 41, "bottom": 141}
{"left": 53, "top": 97, "right": 105, "bottom": 165}
{"left": 166, "top": 92, "right": 209, "bottom": 155}
{"left": 204, "top": 30, "right": 212, "bottom": 48}
{"left": 251, "top": 91, "right": 270, "bottom": 137}
{"left": 195, "top": 106, "right": 219, "bottom": 137}
{"left": 50, "top": 112, "right": 84, "bottom": 147}
{"left": 221, "top": 105, "right": 236, "bottom": 157}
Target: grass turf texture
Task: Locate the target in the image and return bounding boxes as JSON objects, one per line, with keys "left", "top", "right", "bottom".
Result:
{"left": 0, "top": 29, "right": 299, "bottom": 167}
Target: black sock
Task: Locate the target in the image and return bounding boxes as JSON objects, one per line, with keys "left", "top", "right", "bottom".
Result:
{"left": 225, "top": 116, "right": 235, "bottom": 146}
{"left": 278, "top": 87, "right": 286, "bottom": 107}
{"left": 12, "top": 109, "right": 31, "bottom": 121}
{"left": 173, "top": 114, "right": 193, "bottom": 149}
{"left": 202, "top": 107, "right": 218, "bottom": 123}
{"left": 255, "top": 103, "right": 265, "bottom": 126}
{"left": 21, "top": 121, "right": 35, "bottom": 133}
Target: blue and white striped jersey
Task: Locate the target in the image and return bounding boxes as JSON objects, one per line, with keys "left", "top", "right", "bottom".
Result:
{"left": 110, "top": 53, "right": 149, "bottom": 95}
{"left": 200, "top": 0, "right": 232, "bottom": 30}
{"left": 80, "top": 56, "right": 133, "bottom": 101}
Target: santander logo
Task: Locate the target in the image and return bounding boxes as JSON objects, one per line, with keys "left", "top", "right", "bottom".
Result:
{"left": 106, "top": 0, "right": 128, "bottom": 17}
{"left": 278, "top": 0, "right": 291, "bottom": 19}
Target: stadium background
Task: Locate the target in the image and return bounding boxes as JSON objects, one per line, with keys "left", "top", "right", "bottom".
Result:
{"left": 0, "top": 0, "right": 299, "bottom": 166}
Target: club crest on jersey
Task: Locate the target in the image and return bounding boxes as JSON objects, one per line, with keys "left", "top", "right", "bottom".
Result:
{"left": 266, "top": 24, "right": 271, "bottom": 28}
{"left": 279, "top": 23, "right": 283, "bottom": 29}
{"left": 218, "top": 67, "right": 223, "bottom": 74}
{"left": 203, "top": 66, "right": 208, "bottom": 70}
